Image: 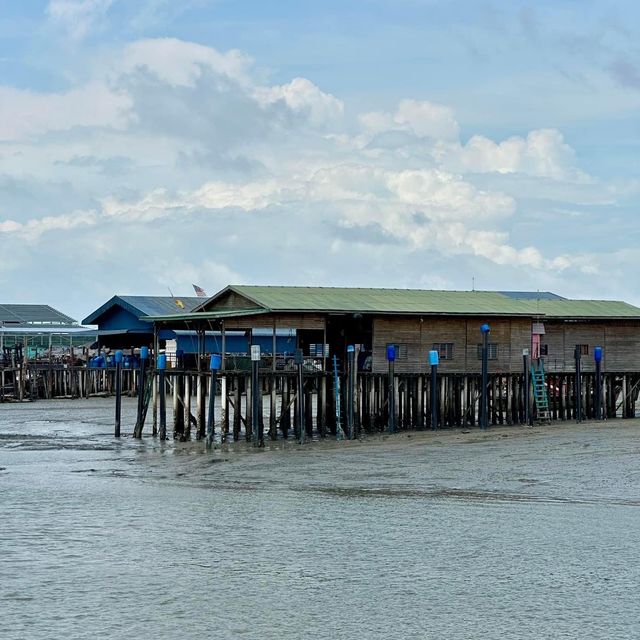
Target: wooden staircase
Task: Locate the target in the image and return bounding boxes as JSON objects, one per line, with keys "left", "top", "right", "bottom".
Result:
{"left": 531, "top": 360, "right": 551, "bottom": 423}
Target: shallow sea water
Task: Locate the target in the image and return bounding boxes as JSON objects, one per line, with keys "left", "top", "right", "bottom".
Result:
{"left": 2, "top": 398, "right": 640, "bottom": 639}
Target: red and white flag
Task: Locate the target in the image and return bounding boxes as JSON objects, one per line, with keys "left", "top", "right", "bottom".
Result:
{"left": 192, "top": 284, "right": 207, "bottom": 298}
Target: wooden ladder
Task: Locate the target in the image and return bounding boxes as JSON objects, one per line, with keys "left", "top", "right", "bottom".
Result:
{"left": 531, "top": 360, "right": 551, "bottom": 423}
{"left": 332, "top": 355, "right": 345, "bottom": 438}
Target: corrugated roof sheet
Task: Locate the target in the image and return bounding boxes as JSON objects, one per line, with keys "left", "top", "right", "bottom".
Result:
{"left": 0, "top": 326, "right": 93, "bottom": 335}
{"left": 498, "top": 291, "right": 566, "bottom": 301}
{"left": 117, "top": 296, "right": 203, "bottom": 317}
{"left": 144, "top": 308, "right": 268, "bottom": 322}
{"left": 518, "top": 299, "right": 640, "bottom": 318}
{"left": 0, "top": 303, "right": 77, "bottom": 326}
{"left": 83, "top": 296, "right": 203, "bottom": 325}
{"left": 222, "top": 286, "right": 540, "bottom": 315}
{"left": 195, "top": 285, "right": 640, "bottom": 319}
{"left": 87, "top": 287, "right": 640, "bottom": 324}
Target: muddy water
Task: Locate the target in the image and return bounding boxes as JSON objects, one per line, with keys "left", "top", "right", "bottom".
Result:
{"left": 2, "top": 398, "right": 640, "bottom": 639}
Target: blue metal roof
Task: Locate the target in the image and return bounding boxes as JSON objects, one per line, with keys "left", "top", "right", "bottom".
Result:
{"left": 82, "top": 296, "right": 203, "bottom": 326}
{"left": 498, "top": 291, "right": 566, "bottom": 301}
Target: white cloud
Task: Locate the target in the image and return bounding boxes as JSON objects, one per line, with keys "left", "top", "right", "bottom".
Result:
{"left": 395, "top": 99, "right": 460, "bottom": 140}
{"left": 386, "top": 169, "right": 514, "bottom": 221}
{"left": 0, "top": 83, "right": 131, "bottom": 141}
{"left": 191, "top": 180, "right": 286, "bottom": 212}
{"left": 0, "top": 36, "right": 621, "bottom": 312}
{"left": 445, "top": 128, "right": 585, "bottom": 180}
{"left": 0, "top": 210, "right": 98, "bottom": 241}
{"left": 360, "top": 99, "right": 460, "bottom": 140}
{"left": 356, "top": 103, "right": 586, "bottom": 182}
{"left": 119, "top": 38, "right": 252, "bottom": 87}
{"left": 255, "top": 77, "right": 344, "bottom": 128}
{"left": 66, "top": 161, "right": 579, "bottom": 273}
{"left": 46, "top": 0, "right": 113, "bottom": 40}
{"left": 139, "top": 257, "right": 243, "bottom": 295}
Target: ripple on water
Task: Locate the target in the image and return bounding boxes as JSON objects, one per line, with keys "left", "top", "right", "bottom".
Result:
{"left": 2, "top": 400, "right": 640, "bottom": 639}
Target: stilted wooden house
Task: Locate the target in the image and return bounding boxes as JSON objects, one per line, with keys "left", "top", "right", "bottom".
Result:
{"left": 19, "top": 287, "right": 640, "bottom": 427}
{"left": 145, "top": 286, "right": 640, "bottom": 374}
{"left": 82, "top": 294, "right": 296, "bottom": 358}
{"left": 82, "top": 296, "right": 204, "bottom": 349}
{"left": 0, "top": 303, "right": 94, "bottom": 359}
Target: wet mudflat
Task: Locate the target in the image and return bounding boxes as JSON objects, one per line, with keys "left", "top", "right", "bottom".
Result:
{"left": 2, "top": 398, "right": 640, "bottom": 639}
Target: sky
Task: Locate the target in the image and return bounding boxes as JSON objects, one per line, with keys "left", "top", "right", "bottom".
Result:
{"left": 1, "top": 0, "right": 639, "bottom": 320}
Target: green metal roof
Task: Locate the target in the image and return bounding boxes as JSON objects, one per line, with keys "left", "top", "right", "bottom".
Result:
{"left": 203, "top": 286, "right": 534, "bottom": 316}
{"left": 144, "top": 285, "right": 640, "bottom": 322}
{"left": 518, "top": 299, "right": 640, "bottom": 319}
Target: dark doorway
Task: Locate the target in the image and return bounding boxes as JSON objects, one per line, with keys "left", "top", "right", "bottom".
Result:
{"left": 325, "top": 314, "right": 373, "bottom": 369}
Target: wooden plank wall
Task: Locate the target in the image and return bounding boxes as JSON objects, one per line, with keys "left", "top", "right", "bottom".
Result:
{"left": 605, "top": 323, "right": 640, "bottom": 372}
{"left": 372, "top": 317, "right": 531, "bottom": 373}
{"left": 543, "top": 321, "right": 640, "bottom": 373}
{"left": 203, "top": 290, "right": 257, "bottom": 310}
{"left": 222, "top": 313, "right": 324, "bottom": 330}
{"left": 373, "top": 317, "right": 640, "bottom": 373}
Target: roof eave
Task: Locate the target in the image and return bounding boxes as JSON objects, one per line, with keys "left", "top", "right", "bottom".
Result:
{"left": 256, "top": 308, "right": 536, "bottom": 317}
{"left": 82, "top": 295, "right": 121, "bottom": 325}
{"left": 547, "top": 316, "right": 640, "bottom": 321}
{"left": 83, "top": 295, "right": 153, "bottom": 325}
{"left": 142, "top": 308, "right": 270, "bottom": 323}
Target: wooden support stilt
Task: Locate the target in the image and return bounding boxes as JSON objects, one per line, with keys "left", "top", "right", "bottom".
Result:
{"left": 152, "top": 373, "right": 158, "bottom": 437}
{"left": 269, "top": 376, "right": 277, "bottom": 441}
{"left": 232, "top": 377, "right": 241, "bottom": 441}
{"left": 183, "top": 374, "right": 192, "bottom": 441}
{"left": 221, "top": 375, "right": 229, "bottom": 443}
{"left": 281, "top": 376, "right": 290, "bottom": 439}
{"left": 246, "top": 374, "right": 253, "bottom": 443}
{"left": 319, "top": 375, "right": 328, "bottom": 437}
{"left": 197, "top": 373, "right": 206, "bottom": 440}
{"left": 305, "top": 380, "right": 313, "bottom": 438}
{"left": 20, "top": 364, "right": 640, "bottom": 433}
{"left": 173, "top": 373, "right": 184, "bottom": 439}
